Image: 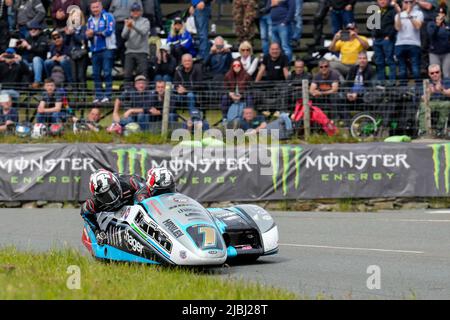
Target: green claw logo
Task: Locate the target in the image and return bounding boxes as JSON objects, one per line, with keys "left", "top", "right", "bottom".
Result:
{"left": 113, "top": 148, "right": 148, "bottom": 177}
{"left": 271, "top": 146, "right": 303, "bottom": 196}
{"left": 430, "top": 143, "right": 450, "bottom": 194}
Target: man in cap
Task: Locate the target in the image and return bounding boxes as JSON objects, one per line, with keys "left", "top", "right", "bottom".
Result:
{"left": 110, "top": 0, "right": 143, "bottom": 67}
{"left": 122, "top": 2, "right": 150, "bottom": 86}
{"left": 112, "top": 75, "right": 153, "bottom": 130}
{"left": 16, "top": 21, "right": 49, "bottom": 89}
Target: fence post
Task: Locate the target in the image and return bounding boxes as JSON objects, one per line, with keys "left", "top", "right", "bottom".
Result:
{"left": 161, "top": 82, "right": 172, "bottom": 139}
{"left": 302, "top": 79, "right": 310, "bottom": 140}
{"left": 423, "top": 79, "right": 432, "bottom": 136}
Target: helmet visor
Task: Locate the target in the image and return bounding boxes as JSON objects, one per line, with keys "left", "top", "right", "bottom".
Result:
{"left": 96, "top": 183, "right": 121, "bottom": 205}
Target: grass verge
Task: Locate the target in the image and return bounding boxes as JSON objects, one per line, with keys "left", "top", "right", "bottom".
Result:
{"left": 0, "top": 248, "right": 297, "bottom": 300}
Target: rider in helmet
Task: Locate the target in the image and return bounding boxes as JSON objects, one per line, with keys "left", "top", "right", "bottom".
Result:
{"left": 80, "top": 169, "right": 145, "bottom": 241}
{"left": 134, "top": 167, "right": 176, "bottom": 202}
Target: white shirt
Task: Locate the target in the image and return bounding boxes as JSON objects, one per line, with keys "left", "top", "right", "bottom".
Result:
{"left": 395, "top": 6, "right": 424, "bottom": 47}
{"left": 240, "top": 55, "right": 259, "bottom": 76}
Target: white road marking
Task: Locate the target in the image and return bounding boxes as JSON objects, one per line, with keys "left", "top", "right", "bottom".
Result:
{"left": 279, "top": 243, "right": 424, "bottom": 254}
{"left": 388, "top": 219, "right": 450, "bottom": 223}
{"left": 427, "top": 210, "right": 450, "bottom": 214}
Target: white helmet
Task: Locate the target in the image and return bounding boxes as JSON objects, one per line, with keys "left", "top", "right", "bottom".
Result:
{"left": 146, "top": 167, "right": 176, "bottom": 196}
{"left": 89, "top": 169, "right": 123, "bottom": 207}
{"left": 31, "top": 123, "right": 47, "bottom": 139}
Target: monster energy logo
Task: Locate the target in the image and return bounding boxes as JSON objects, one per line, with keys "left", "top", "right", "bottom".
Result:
{"left": 113, "top": 148, "right": 148, "bottom": 177}
{"left": 270, "top": 146, "right": 303, "bottom": 196}
{"left": 430, "top": 143, "right": 450, "bottom": 194}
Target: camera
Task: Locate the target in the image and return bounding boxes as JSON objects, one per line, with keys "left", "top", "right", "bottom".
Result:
{"left": 340, "top": 31, "right": 350, "bottom": 41}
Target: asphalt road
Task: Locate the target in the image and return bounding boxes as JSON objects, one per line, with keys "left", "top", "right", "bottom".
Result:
{"left": 1, "top": 208, "right": 450, "bottom": 299}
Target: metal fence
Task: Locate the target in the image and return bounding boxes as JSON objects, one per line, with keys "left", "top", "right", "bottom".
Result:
{"left": 1, "top": 79, "right": 449, "bottom": 140}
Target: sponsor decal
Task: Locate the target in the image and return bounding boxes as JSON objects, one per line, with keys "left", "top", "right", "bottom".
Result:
{"left": 162, "top": 219, "right": 184, "bottom": 238}
{"left": 180, "top": 251, "right": 187, "bottom": 259}
{"left": 270, "top": 146, "right": 411, "bottom": 196}
{"left": 172, "top": 196, "right": 189, "bottom": 203}
{"left": 208, "top": 250, "right": 218, "bottom": 255}
{"left": 134, "top": 211, "right": 173, "bottom": 253}
{"left": 430, "top": 143, "right": 450, "bottom": 194}
{"left": 124, "top": 229, "right": 144, "bottom": 254}
{"left": 121, "top": 207, "right": 131, "bottom": 220}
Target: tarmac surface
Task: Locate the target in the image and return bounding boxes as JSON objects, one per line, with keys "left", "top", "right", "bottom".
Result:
{"left": 1, "top": 208, "right": 450, "bottom": 299}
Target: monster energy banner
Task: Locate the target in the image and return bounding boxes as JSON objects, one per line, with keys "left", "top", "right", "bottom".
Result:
{"left": 0, "top": 143, "right": 449, "bottom": 201}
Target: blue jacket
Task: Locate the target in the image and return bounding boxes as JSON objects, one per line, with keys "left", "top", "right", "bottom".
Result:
{"left": 427, "top": 21, "right": 450, "bottom": 55}
{"left": 191, "top": 0, "right": 211, "bottom": 7}
{"left": 87, "top": 10, "right": 117, "bottom": 53}
{"left": 205, "top": 51, "right": 232, "bottom": 75}
{"left": 270, "top": 0, "right": 295, "bottom": 26}
{"left": 167, "top": 30, "right": 197, "bottom": 56}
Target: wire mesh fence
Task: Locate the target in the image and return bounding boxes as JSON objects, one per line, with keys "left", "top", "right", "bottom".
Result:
{"left": 0, "top": 79, "right": 449, "bottom": 139}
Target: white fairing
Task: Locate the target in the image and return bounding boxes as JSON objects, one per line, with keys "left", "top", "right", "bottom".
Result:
{"left": 262, "top": 226, "right": 279, "bottom": 254}
{"left": 112, "top": 194, "right": 228, "bottom": 266}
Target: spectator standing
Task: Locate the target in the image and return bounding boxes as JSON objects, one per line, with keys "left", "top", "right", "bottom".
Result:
{"left": 204, "top": 36, "right": 233, "bottom": 82}
{"left": 258, "top": 0, "right": 272, "bottom": 55}
{"left": 291, "top": 0, "right": 303, "bottom": 48}
{"left": 17, "top": 22, "right": 49, "bottom": 89}
{"left": 418, "top": 64, "right": 450, "bottom": 135}
{"left": 0, "top": 94, "right": 19, "bottom": 133}
{"left": 44, "top": 31, "right": 74, "bottom": 86}
{"left": 15, "top": 0, "right": 46, "bottom": 38}
{"left": 112, "top": 75, "right": 152, "bottom": 129}
{"left": 65, "top": 5, "right": 89, "bottom": 90}
{"left": 36, "top": 78, "right": 64, "bottom": 124}
{"left": 394, "top": 0, "right": 424, "bottom": 84}
{"left": 154, "top": 44, "right": 176, "bottom": 82}
{"left": 52, "top": 0, "right": 81, "bottom": 30}
{"left": 110, "top": 0, "right": 143, "bottom": 68}
{"left": 329, "top": 0, "right": 356, "bottom": 36}
{"left": 372, "top": 0, "right": 398, "bottom": 83}
{"left": 0, "top": 0, "right": 12, "bottom": 53}
{"left": 173, "top": 53, "right": 203, "bottom": 114}
{"left": 313, "top": 0, "right": 331, "bottom": 46}
{"left": 427, "top": 6, "right": 450, "bottom": 79}
{"left": 270, "top": 0, "right": 295, "bottom": 62}
{"left": 238, "top": 41, "right": 259, "bottom": 77}
{"left": 328, "top": 22, "right": 369, "bottom": 78}
{"left": 86, "top": 0, "right": 116, "bottom": 104}
{"left": 416, "top": 0, "right": 438, "bottom": 70}
{"left": 190, "top": 0, "right": 212, "bottom": 60}
{"left": 255, "top": 42, "right": 290, "bottom": 82}
{"left": 232, "top": 0, "right": 258, "bottom": 43}
{"left": 221, "top": 59, "right": 253, "bottom": 119}
{"left": 122, "top": 2, "right": 150, "bottom": 86}
{"left": 166, "top": 17, "right": 196, "bottom": 64}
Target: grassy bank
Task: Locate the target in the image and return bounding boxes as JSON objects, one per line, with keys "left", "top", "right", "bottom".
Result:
{"left": 0, "top": 248, "right": 296, "bottom": 300}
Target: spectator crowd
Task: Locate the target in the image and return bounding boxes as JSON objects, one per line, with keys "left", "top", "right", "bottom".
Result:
{"left": 0, "top": 0, "right": 449, "bottom": 138}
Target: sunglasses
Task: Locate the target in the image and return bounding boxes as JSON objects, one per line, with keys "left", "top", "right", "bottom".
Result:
{"left": 232, "top": 64, "right": 241, "bottom": 68}
{"left": 241, "top": 48, "right": 250, "bottom": 52}
{"left": 52, "top": 35, "right": 62, "bottom": 40}
{"left": 429, "top": 71, "right": 440, "bottom": 75}
{"left": 319, "top": 65, "right": 329, "bottom": 69}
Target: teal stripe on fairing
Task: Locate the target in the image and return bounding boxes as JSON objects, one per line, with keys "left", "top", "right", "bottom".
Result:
{"left": 227, "top": 246, "right": 238, "bottom": 258}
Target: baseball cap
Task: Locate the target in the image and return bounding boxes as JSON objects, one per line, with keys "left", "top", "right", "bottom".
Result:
{"left": 134, "top": 75, "right": 147, "bottom": 82}
{"left": 131, "top": 2, "right": 142, "bottom": 11}
{"left": 345, "top": 22, "right": 356, "bottom": 29}
{"left": 173, "top": 17, "right": 183, "bottom": 24}
{"left": 0, "top": 94, "right": 10, "bottom": 103}
{"left": 5, "top": 48, "right": 15, "bottom": 54}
